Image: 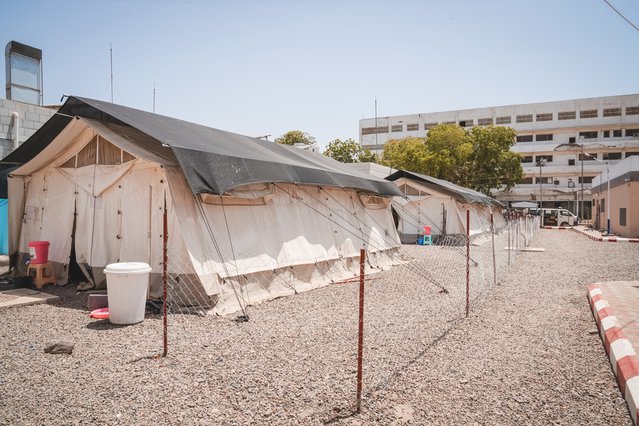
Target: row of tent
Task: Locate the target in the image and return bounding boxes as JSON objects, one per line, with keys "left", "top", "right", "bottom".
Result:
{"left": 0, "top": 97, "right": 502, "bottom": 315}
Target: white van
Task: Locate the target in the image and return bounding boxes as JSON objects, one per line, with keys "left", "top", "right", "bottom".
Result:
{"left": 530, "top": 208, "right": 578, "bottom": 226}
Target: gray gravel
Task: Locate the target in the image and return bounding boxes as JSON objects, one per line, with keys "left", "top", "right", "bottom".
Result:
{"left": 0, "top": 230, "right": 637, "bottom": 425}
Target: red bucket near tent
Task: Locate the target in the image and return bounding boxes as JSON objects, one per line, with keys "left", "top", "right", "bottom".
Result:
{"left": 28, "top": 241, "right": 50, "bottom": 265}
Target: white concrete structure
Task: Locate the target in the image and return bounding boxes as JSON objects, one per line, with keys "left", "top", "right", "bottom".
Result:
{"left": 0, "top": 98, "right": 56, "bottom": 158}
{"left": 359, "top": 94, "right": 639, "bottom": 219}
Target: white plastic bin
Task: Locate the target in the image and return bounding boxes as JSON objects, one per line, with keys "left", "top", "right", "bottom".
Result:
{"left": 105, "top": 262, "right": 152, "bottom": 325}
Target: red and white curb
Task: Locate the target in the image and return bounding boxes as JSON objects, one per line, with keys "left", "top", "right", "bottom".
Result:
{"left": 542, "top": 226, "right": 571, "bottom": 230}
{"left": 588, "top": 284, "right": 639, "bottom": 424}
{"left": 573, "top": 227, "right": 639, "bottom": 243}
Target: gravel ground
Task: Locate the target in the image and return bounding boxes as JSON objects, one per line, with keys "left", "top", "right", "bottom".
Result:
{"left": 0, "top": 230, "right": 637, "bottom": 425}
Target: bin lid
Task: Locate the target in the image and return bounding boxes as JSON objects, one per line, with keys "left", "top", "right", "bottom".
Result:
{"left": 28, "top": 241, "right": 50, "bottom": 247}
{"left": 104, "top": 262, "right": 152, "bottom": 275}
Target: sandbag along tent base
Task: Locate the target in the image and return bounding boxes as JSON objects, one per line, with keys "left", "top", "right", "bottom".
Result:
{"left": 3, "top": 97, "right": 402, "bottom": 315}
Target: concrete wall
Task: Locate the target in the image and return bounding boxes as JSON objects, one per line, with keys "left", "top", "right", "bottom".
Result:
{"left": 0, "top": 98, "right": 57, "bottom": 159}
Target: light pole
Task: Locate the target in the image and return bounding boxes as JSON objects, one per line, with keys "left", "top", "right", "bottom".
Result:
{"left": 583, "top": 151, "right": 611, "bottom": 235}
{"left": 580, "top": 144, "right": 584, "bottom": 221}
{"left": 567, "top": 178, "right": 576, "bottom": 217}
{"left": 537, "top": 157, "right": 547, "bottom": 226}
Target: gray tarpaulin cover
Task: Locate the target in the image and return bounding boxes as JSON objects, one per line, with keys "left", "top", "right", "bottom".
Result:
{"left": 2, "top": 96, "right": 401, "bottom": 197}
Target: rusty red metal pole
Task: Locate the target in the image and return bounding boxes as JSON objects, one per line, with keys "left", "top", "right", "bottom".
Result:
{"left": 466, "top": 209, "right": 470, "bottom": 317}
{"left": 356, "top": 248, "right": 365, "bottom": 413}
{"left": 162, "top": 195, "right": 168, "bottom": 357}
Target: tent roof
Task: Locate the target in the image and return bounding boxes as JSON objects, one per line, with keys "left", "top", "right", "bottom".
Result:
{"left": 386, "top": 170, "right": 502, "bottom": 206}
{"left": 1, "top": 96, "right": 401, "bottom": 197}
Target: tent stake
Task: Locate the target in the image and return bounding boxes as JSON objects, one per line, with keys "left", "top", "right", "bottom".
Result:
{"left": 356, "top": 248, "right": 365, "bottom": 414}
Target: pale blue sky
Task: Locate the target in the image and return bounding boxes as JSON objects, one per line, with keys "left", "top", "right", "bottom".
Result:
{"left": 3, "top": 0, "right": 639, "bottom": 149}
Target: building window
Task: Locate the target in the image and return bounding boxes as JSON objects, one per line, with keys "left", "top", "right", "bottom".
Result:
{"left": 520, "top": 177, "right": 533, "bottom": 184}
{"left": 558, "top": 111, "right": 576, "bottom": 120}
{"left": 626, "top": 152, "right": 639, "bottom": 158}
{"left": 391, "top": 125, "right": 403, "bottom": 132}
{"left": 516, "top": 114, "right": 533, "bottom": 123}
{"left": 536, "top": 113, "right": 553, "bottom": 121}
{"left": 424, "top": 122, "right": 438, "bottom": 129}
{"left": 603, "top": 130, "right": 610, "bottom": 138}
{"left": 626, "top": 106, "right": 639, "bottom": 115}
{"left": 626, "top": 128, "right": 639, "bottom": 137}
{"left": 603, "top": 152, "right": 622, "bottom": 160}
{"left": 569, "top": 137, "right": 576, "bottom": 143}
{"left": 580, "top": 109, "right": 598, "bottom": 118}
{"left": 477, "top": 117, "right": 493, "bottom": 126}
{"left": 521, "top": 156, "right": 533, "bottom": 163}
{"left": 459, "top": 119, "right": 473, "bottom": 127}
{"left": 579, "top": 176, "right": 594, "bottom": 184}
{"left": 579, "top": 131, "right": 598, "bottom": 139}
{"left": 443, "top": 121, "right": 456, "bottom": 125}
{"left": 600, "top": 199, "right": 605, "bottom": 213}
{"left": 406, "top": 123, "right": 419, "bottom": 131}
{"left": 613, "top": 129, "right": 622, "bottom": 137}
{"left": 579, "top": 153, "right": 597, "bottom": 161}
{"left": 535, "top": 155, "right": 553, "bottom": 163}
{"left": 604, "top": 108, "right": 622, "bottom": 117}
{"left": 568, "top": 159, "right": 575, "bottom": 166}
{"left": 536, "top": 176, "right": 553, "bottom": 184}
{"left": 536, "top": 134, "right": 553, "bottom": 141}
{"left": 361, "top": 126, "right": 389, "bottom": 135}
{"left": 516, "top": 135, "right": 533, "bottom": 142}
{"left": 620, "top": 208, "right": 627, "bottom": 227}
{"left": 496, "top": 116, "right": 511, "bottom": 124}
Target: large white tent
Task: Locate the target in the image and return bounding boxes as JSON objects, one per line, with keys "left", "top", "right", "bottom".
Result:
{"left": 385, "top": 171, "right": 504, "bottom": 243}
{"left": 2, "top": 97, "right": 402, "bottom": 315}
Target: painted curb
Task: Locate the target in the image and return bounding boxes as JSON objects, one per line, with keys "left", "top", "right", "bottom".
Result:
{"left": 573, "top": 227, "right": 639, "bottom": 243}
{"left": 588, "top": 283, "right": 639, "bottom": 425}
{"left": 542, "top": 226, "right": 571, "bottom": 230}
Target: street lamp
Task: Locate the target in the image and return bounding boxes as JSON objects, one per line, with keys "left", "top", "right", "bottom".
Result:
{"left": 567, "top": 178, "right": 576, "bottom": 218}
{"left": 583, "top": 151, "right": 611, "bottom": 235}
{"left": 537, "top": 157, "right": 547, "bottom": 226}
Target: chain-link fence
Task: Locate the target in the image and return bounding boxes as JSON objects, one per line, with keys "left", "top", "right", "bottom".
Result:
{"left": 158, "top": 208, "right": 539, "bottom": 418}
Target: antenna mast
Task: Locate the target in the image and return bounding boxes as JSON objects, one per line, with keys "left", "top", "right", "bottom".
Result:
{"left": 153, "top": 83, "right": 156, "bottom": 113}
{"left": 110, "top": 43, "right": 113, "bottom": 103}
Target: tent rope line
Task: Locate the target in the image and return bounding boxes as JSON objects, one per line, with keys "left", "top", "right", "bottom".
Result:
{"left": 193, "top": 194, "right": 249, "bottom": 319}
{"left": 293, "top": 184, "right": 449, "bottom": 294}
{"left": 314, "top": 186, "right": 451, "bottom": 294}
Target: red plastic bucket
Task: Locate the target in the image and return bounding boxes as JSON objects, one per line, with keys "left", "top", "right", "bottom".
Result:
{"left": 423, "top": 226, "right": 432, "bottom": 236}
{"left": 28, "top": 241, "right": 50, "bottom": 264}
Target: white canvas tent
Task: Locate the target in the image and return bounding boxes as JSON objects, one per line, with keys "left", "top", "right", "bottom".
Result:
{"left": 3, "top": 97, "right": 402, "bottom": 315}
{"left": 385, "top": 171, "right": 504, "bottom": 243}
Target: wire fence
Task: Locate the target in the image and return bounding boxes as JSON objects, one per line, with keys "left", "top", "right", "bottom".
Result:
{"left": 158, "top": 208, "right": 540, "bottom": 418}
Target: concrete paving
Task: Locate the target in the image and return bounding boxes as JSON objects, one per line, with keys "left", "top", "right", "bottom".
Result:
{"left": 0, "top": 288, "right": 60, "bottom": 309}
{"left": 574, "top": 226, "right": 639, "bottom": 243}
{"left": 588, "top": 281, "right": 639, "bottom": 424}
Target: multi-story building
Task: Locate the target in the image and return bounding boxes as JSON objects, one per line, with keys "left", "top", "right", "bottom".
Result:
{"left": 359, "top": 94, "right": 639, "bottom": 219}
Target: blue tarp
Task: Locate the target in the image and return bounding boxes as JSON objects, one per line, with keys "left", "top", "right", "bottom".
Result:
{"left": 0, "top": 199, "right": 7, "bottom": 255}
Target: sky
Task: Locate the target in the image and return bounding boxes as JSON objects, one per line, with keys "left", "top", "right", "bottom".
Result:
{"left": 3, "top": 0, "right": 639, "bottom": 150}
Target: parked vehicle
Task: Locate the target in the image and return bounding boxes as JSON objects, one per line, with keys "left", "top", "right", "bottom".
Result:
{"left": 529, "top": 208, "right": 578, "bottom": 226}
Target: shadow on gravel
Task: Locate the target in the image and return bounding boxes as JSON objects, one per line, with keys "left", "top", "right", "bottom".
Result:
{"left": 85, "top": 319, "right": 139, "bottom": 330}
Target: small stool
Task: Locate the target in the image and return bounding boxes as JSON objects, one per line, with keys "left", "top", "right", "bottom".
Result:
{"left": 27, "top": 262, "right": 56, "bottom": 289}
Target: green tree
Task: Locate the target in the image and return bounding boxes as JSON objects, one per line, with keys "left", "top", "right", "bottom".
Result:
{"left": 466, "top": 126, "right": 523, "bottom": 194}
{"left": 323, "top": 138, "right": 378, "bottom": 163}
{"left": 381, "top": 124, "right": 523, "bottom": 195}
{"left": 382, "top": 137, "right": 429, "bottom": 172}
{"left": 275, "top": 130, "right": 316, "bottom": 145}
